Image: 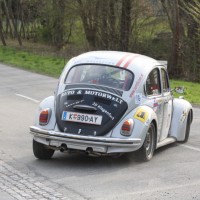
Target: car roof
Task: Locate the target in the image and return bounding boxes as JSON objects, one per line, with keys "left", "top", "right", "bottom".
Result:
{"left": 70, "top": 51, "right": 162, "bottom": 75}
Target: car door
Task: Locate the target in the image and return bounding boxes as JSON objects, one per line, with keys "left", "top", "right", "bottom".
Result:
{"left": 159, "top": 68, "right": 173, "bottom": 141}
{"left": 145, "top": 68, "right": 164, "bottom": 138}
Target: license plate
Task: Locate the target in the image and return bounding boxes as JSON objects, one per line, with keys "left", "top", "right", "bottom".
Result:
{"left": 62, "top": 111, "right": 102, "bottom": 125}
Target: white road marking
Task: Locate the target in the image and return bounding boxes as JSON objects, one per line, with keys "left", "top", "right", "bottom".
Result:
{"left": 15, "top": 93, "right": 40, "bottom": 103}
{"left": 181, "top": 144, "right": 200, "bottom": 152}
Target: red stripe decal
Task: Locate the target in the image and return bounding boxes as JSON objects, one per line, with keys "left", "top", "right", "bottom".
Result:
{"left": 123, "top": 54, "right": 140, "bottom": 68}
{"left": 116, "top": 53, "right": 131, "bottom": 67}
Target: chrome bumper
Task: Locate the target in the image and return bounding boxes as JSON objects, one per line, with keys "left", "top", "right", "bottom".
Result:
{"left": 30, "top": 126, "right": 142, "bottom": 153}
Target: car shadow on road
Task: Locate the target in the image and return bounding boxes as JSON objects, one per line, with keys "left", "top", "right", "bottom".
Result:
{"left": 27, "top": 150, "right": 150, "bottom": 174}
{"left": 25, "top": 142, "right": 181, "bottom": 179}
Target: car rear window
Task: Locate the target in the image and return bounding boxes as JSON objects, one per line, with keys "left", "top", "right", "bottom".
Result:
{"left": 65, "top": 64, "right": 134, "bottom": 91}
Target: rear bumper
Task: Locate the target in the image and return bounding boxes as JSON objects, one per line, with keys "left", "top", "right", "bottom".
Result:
{"left": 30, "top": 126, "right": 142, "bottom": 153}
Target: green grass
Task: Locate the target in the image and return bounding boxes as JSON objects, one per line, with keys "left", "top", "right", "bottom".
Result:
{"left": 170, "top": 80, "right": 200, "bottom": 105}
{"left": 0, "top": 46, "right": 66, "bottom": 77}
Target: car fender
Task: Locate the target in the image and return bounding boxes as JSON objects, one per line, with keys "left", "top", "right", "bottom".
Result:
{"left": 34, "top": 96, "right": 56, "bottom": 130}
{"left": 111, "top": 105, "right": 158, "bottom": 149}
{"left": 169, "top": 98, "right": 193, "bottom": 141}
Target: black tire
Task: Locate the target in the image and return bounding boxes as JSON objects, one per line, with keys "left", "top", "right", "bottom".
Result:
{"left": 33, "top": 139, "right": 55, "bottom": 159}
{"left": 182, "top": 112, "right": 191, "bottom": 143}
{"left": 135, "top": 123, "right": 156, "bottom": 161}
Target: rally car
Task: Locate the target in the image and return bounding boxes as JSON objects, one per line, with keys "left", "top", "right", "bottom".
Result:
{"left": 30, "top": 51, "right": 193, "bottom": 161}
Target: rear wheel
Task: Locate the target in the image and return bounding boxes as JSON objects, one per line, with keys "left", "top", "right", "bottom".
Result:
{"left": 33, "top": 139, "right": 55, "bottom": 159}
{"left": 135, "top": 123, "right": 156, "bottom": 161}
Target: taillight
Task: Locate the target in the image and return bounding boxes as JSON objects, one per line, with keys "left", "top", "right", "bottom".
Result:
{"left": 39, "top": 108, "right": 51, "bottom": 125}
{"left": 121, "top": 119, "right": 134, "bottom": 136}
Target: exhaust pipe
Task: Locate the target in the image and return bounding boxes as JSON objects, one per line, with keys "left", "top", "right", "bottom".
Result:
{"left": 86, "top": 147, "right": 93, "bottom": 154}
{"left": 60, "top": 144, "right": 68, "bottom": 152}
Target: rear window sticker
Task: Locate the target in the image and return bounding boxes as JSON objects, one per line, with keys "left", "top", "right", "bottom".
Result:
{"left": 135, "top": 93, "right": 143, "bottom": 105}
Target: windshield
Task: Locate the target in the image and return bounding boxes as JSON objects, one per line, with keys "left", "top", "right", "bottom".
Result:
{"left": 65, "top": 65, "right": 134, "bottom": 91}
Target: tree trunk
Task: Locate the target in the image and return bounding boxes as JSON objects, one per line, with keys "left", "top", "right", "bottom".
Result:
{"left": 77, "top": 0, "right": 99, "bottom": 49}
{"left": 100, "top": 1, "right": 108, "bottom": 49}
{"left": 171, "top": 0, "right": 180, "bottom": 74}
{"left": 4, "top": 0, "right": 22, "bottom": 46}
{"left": 0, "top": 19, "right": 7, "bottom": 46}
{"left": 161, "top": 0, "right": 182, "bottom": 77}
{"left": 109, "top": 0, "right": 117, "bottom": 50}
{"left": 119, "top": 0, "right": 131, "bottom": 51}
{"left": 3, "top": 0, "right": 14, "bottom": 38}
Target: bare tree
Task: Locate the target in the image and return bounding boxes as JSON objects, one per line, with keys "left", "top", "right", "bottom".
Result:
{"left": 179, "top": 0, "right": 200, "bottom": 81}
{"left": 161, "top": 0, "right": 182, "bottom": 77}
{"left": 0, "top": 18, "right": 6, "bottom": 45}
{"left": 77, "top": 0, "right": 100, "bottom": 48}
{"left": 120, "top": 0, "right": 131, "bottom": 51}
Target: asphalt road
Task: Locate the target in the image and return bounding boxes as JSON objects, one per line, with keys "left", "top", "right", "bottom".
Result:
{"left": 0, "top": 63, "right": 200, "bottom": 200}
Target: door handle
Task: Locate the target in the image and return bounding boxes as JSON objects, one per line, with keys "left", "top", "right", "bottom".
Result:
{"left": 164, "top": 100, "right": 169, "bottom": 104}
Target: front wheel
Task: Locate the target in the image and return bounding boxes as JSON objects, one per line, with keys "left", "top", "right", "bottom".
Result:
{"left": 135, "top": 123, "right": 156, "bottom": 161}
{"left": 33, "top": 139, "right": 55, "bottom": 159}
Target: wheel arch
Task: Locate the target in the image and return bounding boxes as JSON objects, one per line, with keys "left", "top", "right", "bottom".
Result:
{"left": 131, "top": 105, "right": 158, "bottom": 151}
{"left": 169, "top": 98, "right": 193, "bottom": 141}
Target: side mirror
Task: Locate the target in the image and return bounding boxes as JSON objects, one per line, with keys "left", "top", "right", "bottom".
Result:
{"left": 174, "top": 86, "right": 185, "bottom": 94}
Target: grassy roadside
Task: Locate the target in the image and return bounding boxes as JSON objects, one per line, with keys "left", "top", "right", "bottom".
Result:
{"left": 0, "top": 45, "right": 199, "bottom": 104}
{"left": 0, "top": 46, "right": 66, "bottom": 77}
{"left": 170, "top": 80, "right": 200, "bottom": 105}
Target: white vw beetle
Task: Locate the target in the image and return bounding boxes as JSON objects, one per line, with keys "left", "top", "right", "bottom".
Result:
{"left": 30, "top": 51, "right": 193, "bottom": 161}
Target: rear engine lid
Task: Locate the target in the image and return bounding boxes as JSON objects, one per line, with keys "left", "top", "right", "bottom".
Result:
{"left": 56, "top": 89, "right": 128, "bottom": 136}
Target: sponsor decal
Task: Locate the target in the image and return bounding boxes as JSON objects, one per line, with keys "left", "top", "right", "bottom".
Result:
{"left": 153, "top": 99, "right": 159, "bottom": 107}
{"left": 65, "top": 100, "right": 84, "bottom": 108}
{"left": 74, "top": 57, "right": 115, "bottom": 66}
{"left": 135, "top": 93, "right": 143, "bottom": 105}
{"left": 153, "top": 99, "right": 159, "bottom": 112}
{"left": 134, "top": 108, "right": 149, "bottom": 123}
{"left": 130, "top": 74, "right": 144, "bottom": 98}
{"left": 166, "top": 113, "right": 171, "bottom": 128}
{"left": 85, "top": 90, "right": 123, "bottom": 104}
{"left": 61, "top": 89, "right": 124, "bottom": 104}
{"left": 145, "top": 119, "right": 150, "bottom": 126}
{"left": 142, "top": 98, "right": 163, "bottom": 112}
{"left": 61, "top": 90, "right": 75, "bottom": 97}
{"left": 179, "top": 108, "right": 188, "bottom": 123}
{"left": 77, "top": 90, "right": 82, "bottom": 94}
{"left": 92, "top": 102, "right": 115, "bottom": 120}
{"left": 157, "top": 99, "right": 163, "bottom": 104}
